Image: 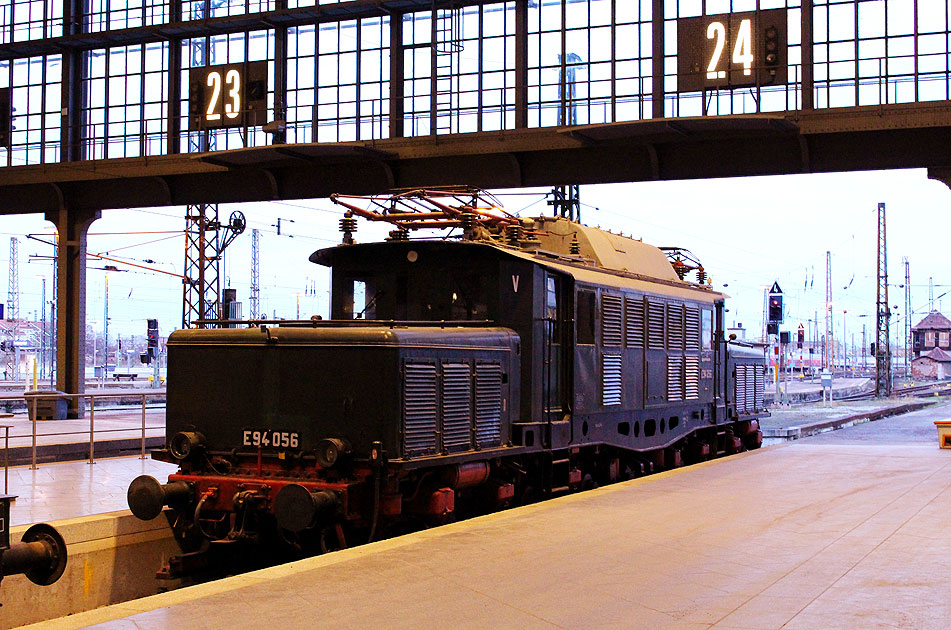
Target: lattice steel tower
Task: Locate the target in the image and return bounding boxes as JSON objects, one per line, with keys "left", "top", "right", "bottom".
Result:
{"left": 824, "top": 251, "right": 832, "bottom": 371}
{"left": 433, "top": 2, "right": 463, "bottom": 135}
{"left": 875, "top": 202, "right": 891, "bottom": 397}
{"left": 249, "top": 228, "right": 260, "bottom": 320}
{"left": 549, "top": 52, "right": 583, "bottom": 222}
{"left": 903, "top": 257, "right": 911, "bottom": 376}
{"left": 182, "top": 205, "right": 222, "bottom": 328}
{"left": 182, "top": 207, "right": 246, "bottom": 328}
{"left": 6, "top": 237, "right": 17, "bottom": 322}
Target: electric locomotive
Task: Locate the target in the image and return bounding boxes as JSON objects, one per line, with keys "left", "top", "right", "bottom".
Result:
{"left": 128, "top": 188, "right": 766, "bottom": 579}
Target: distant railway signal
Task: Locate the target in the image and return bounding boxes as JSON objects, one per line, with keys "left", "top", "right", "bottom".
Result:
{"left": 145, "top": 319, "right": 158, "bottom": 363}
{"left": 768, "top": 296, "right": 782, "bottom": 323}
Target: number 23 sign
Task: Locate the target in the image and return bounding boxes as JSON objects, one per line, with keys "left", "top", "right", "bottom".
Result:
{"left": 189, "top": 61, "right": 268, "bottom": 131}
{"left": 677, "top": 9, "right": 787, "bottom": 92}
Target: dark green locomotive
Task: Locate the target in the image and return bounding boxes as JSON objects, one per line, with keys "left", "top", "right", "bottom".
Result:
{"left": 128, "top": 191, "right": 766, "bottom": 576}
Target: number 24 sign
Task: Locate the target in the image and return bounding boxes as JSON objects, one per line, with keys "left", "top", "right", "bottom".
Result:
{"left": 677, "top": 9, "right": 787, "bottom": 93}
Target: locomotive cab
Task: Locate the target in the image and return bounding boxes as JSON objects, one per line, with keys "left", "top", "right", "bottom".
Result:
{"left": 316, "top": 241, "right": 502, "bottom": 323}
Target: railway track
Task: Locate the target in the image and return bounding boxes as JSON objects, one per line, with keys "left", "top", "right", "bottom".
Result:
{"left": 825, "top": 380, "right": 951, "bottom": 403}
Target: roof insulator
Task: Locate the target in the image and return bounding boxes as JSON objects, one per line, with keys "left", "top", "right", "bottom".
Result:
{"left": 570, "top": 233, "right": 581, "bottom": 255}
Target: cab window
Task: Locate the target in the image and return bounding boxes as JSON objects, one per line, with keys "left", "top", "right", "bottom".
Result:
{"left": 702, "top": 309, "right": 713, "bottom": 349}
{"left": 577, "top": 290, "right": 596, "bottom": 345}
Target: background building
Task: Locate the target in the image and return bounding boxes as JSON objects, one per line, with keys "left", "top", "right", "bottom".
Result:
{"left": 912, "top": 312, "right": 951, "bottom": 359}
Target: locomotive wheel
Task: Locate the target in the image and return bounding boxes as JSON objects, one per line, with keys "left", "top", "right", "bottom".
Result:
{"left": 581, "top": 474, "right": 598, "bottom": 491}
{"left": 664, "top": 448, "right": 683, "bottom": 469}
{"left": 744, "top": 430, "right": 764, "bottom": 450}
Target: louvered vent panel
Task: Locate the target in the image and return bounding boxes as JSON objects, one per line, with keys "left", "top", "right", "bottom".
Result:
{"left": 475, "top": 362, "right": 503, "bottom": 447}
{"left": 625, "top": 297, "right": 645, "bottom": 348}
{"left": 685, "top": 307, "right": 701, "bottom": 351}
{"left": 648, "top": 301, "right": 665, "bottom": 349}
{"left": 667, "top": 304, "right": 684, "bottom": 350}
{"left": 403, "top": 362, "right": 439, "bottom": 456}
{"left": 754, "top": 365, "right": 765, "bottom": 410}
{"left": 602, "top": 294, "right": 623, "bottom": 347}
{"left": 602, "top": 353, "right": 623, "bottom": 406}
{"left": 735, "top": 365, "right": 747, "bottom": 412}
{"left": 749, "top": 365, "right": 760, "bottom": 410}
{"left": 685, "top": 355, "right": 700, "bottom": 400}
{"left": 442, "top": 362, "right": 472, "bottom": 452}
{"left": 743, "top": 365, "right": 755, "bottom": 411}
{"left": 667, "top": 355, "right": 684, "bottom": 401}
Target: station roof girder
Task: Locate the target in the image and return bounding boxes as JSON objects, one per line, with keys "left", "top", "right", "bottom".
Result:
{"left": 0, "top": 101, "right": 950, "bottom": 214}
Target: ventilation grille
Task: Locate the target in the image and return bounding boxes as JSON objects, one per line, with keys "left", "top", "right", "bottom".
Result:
{"left": 602, "top": 294, "right": 623, "bottom": 347}
{"left": 648, "top": 301, "right": 665, "bottom": 349}
{"left": 685, "top": 355, "right": 700, "bottom": 400}
{"left": 403, "top": 362, "right": 439, "bottom": 456}
{"left": 625, "top": 297, "right": 644, "bottom": 348}
{"left": 442, "top": 363, "right": 472, "bottom": 452}
{"left": 753, "top": 364, "right": 765, "bottom": 410}
{"left": 667, "top": 304, "right": 684, "bottom": 350}
{"left": 746, "top": 365, "right": 758, "bottom": 411}
{"left": 734, "top": 363, "right": 764, "bottom": 413}
{"left": 403, "top": 359, "right": 505, "bottom": 458}
{"left": 686, "top": 307, "right": 700, "bottom": 351}
{"left": 602, "top": 353, "right": 622, "bottom": 406}
{"left": 736, "top": 365, "right": 747, "bottom": 410}
{"left": 667, "top": 355, "right": 684, "bottom": 402}
{"left": 475, "top": 362, "right": 503, "bottom": 447}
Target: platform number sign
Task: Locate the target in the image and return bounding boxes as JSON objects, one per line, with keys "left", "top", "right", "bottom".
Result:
{"left": 189, "top": 61, "right": 268, "bottom": 131}
{"left": 677, "top": 9, "right": 787, "bottom": 92}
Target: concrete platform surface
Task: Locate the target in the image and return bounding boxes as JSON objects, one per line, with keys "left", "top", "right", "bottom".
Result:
{"left": 8, "top": 456, "right": 177, "bottom": 526}
{"left": 27, "top": 412, "right": 951, "bottom": 630}
{"left": 759, "top": 398, "right": 938, "bottom": 442}
{"left": 764, "top": 376, "right": 871, "bottom": 403}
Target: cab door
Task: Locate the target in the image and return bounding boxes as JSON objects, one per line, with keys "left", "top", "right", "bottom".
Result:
{"left": 543, "top": 272, "right": 572, "bottom": 446}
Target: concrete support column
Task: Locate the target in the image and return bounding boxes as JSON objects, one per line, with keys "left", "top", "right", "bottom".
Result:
{"left": 44, "top": 207, "right": 100, "bottom": 419}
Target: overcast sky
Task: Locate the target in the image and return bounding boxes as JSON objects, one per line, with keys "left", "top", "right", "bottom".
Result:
{"left": 0, "top": 167, "right": 946, "bottom": 353}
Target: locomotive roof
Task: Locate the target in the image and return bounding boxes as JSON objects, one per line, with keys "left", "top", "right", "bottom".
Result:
{"left": 168, "top": 325, "right": 519, "bottom": 347}
{"left": 313, "top": 216, "right": 725, "bottom": 303}
{"left": 524, "top": 216, "right": 681, "bottom": 281}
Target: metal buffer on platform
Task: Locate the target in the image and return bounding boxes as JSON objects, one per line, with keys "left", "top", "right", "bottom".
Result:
{"left": 0, "top": 496, "right": 67, "bottom": 587}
